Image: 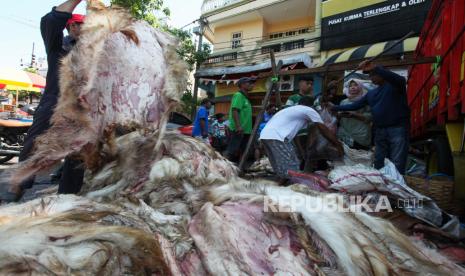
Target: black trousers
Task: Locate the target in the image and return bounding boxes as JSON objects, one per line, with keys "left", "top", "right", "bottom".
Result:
{"left": 226, "top": 131, "right": 250, "bottom": 162}
{"left": 57, "top": 158, "right": 85, "bottom": 194}
{"left": 18, "top": 99, "right": 84, "bottom": 193}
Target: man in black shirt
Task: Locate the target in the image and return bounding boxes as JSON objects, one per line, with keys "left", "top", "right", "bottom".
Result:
{"left": 1, "top": 0, "right": 85, "bottom": 202}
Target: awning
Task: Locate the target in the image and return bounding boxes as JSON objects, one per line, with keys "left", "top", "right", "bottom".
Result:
{"left": 0, "top": 68, "right": 46, "bottom": 89}
{"left": 196, "top": 53, "right": 313, "bottom": 77}
{"left": 319, "top": 37, "right": 419, "bottom": 66}
{"left": 5, "top": 85, "right": 41, "bottom": 93}
{"left": 0, "top": 68, "right": 32, "bottom": 87}
{"left": 25, "top": 72, "right": 46, "bottom": 88}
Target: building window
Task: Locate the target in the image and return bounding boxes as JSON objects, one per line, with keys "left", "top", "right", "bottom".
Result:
{"left": 283, "top": 39, "right": 305, "bottom": 51}
{"left": 298, "top": 28, "right": 310, "bottom": 34}
{"left": 223, "top": 52, "right": 237, "bottom": 61}
{"left": 231, "top": 32, "right": 242, "bottom": 49}
{"left": 261, "top": 44, "right": 281, "bottom": 54}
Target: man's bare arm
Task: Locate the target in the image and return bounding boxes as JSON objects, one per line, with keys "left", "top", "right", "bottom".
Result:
{"left": 315, "top": 123, "right": 343, "bottom": 156}
{"left": 232, "top": 109, "right": 243, "bottom": 133}
{"left": 56, "top": 0, "right": 82, "bottom": 13}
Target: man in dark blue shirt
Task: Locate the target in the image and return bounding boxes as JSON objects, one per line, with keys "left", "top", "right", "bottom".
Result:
{"left": 1, "top": 0, "right": 85, "bottom": 202}
{"left": 331, "top": 62, "right": 410, "bottom": 174}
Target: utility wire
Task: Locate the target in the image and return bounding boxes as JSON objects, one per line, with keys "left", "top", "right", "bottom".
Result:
{"left": 0, "top": 15, "right": 39, "bottom": 29}
{"left": 180, "top": 19, "right": 199, "bottom": 30}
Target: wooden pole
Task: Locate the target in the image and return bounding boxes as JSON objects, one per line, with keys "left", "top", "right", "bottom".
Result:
{"left": 238, "top": 50, "right": 281, "bottom": 172}
{"left": 273, "top": 58, "right": 283, "bottom": 107}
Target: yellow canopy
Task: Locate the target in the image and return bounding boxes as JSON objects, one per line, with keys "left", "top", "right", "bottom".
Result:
{"left": 5, "top": 84, "right": 41, "bottom": 93}
{"left": 0, "top": 68, "right": 33, "bottom": 87}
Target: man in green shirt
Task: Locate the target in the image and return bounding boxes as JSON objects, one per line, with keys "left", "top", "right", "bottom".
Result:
{"left": 225, "top": 77, "right": 255, "bottom": 162}
{"left": 285, "top": 76, "right": 313, "bottom": 106}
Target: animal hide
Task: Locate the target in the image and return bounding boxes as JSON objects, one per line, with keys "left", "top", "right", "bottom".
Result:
{"left": 9, "top": 0, "right": 187, "bottom": 185}
{"left": 189, "top": 201, "right": 315, "bottom": 275}
{"left": 208, "top": 182, "right": 465, "bottom": 276}
{"left": 0, "top": 195, "right": 171, "bottom": 275}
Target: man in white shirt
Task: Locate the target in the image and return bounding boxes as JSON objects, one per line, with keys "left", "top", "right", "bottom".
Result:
{"left": 260, "top": 96, "right": 342, "bottom": 180}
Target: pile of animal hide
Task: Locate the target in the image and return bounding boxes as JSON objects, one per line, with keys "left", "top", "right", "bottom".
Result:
{"left": 1, "top": 1, "right": 464, "bottom": 275}
{"left": 2, "top": 163, "right": 464, "bottom": 275}
{"left": 2, "top": 127, "right": 464, "bottom": 275}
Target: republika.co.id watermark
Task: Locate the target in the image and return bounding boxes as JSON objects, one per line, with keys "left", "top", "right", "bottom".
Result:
{"left": 263, "top": 194, "right": 423, "bottom": 213}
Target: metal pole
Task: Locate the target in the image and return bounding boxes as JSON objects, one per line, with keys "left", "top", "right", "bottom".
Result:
{"left": 30, "top": 42, "right": 35, "bottom": 68}
{"left": 191, "top": 18, "right": 206, "bottom": 120}
{"left": 15, "top": 89, "right": 19, "bottom": 108}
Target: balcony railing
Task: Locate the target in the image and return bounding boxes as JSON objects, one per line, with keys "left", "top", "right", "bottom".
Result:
{"left": 205, "top": 38, "right": 308, "bottom": 64}
{"left": 205, "top": 52, "right": 238, "bottom": 64}
{"left": 201, "top": 0, "right": 249, "bottom": 14}
{"left": 267, "top": 27, "right": 313, "bottom": 41}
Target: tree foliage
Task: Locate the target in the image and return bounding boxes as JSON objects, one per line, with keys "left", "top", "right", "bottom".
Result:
{"left": 23, "top": 67, "right": 38, "bottom": 74}
{"left": 110, "top": 0, "right": 167, "bottom": 26}
{"left": 166, "top": 28, "right": 211, "bottom": 72}
{"left": 110, "top": 0, "right": 211, "bottom": 116}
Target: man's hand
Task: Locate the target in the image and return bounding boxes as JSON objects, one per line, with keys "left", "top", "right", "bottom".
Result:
{"left": 334, "top": 140, "right": 344, "bottom": 156}
{"left": 339, "top": 111, "right": 353, "bottom": 118}
{"left": 358, "top": 61, "right": 376, "bottom": 72}
{"left": 323, "top": 101, "right": 335, "bottom": 110}
{"left": 56, "top": 0, "right": 83, "bottom": 13}
{"left": 236, "top": 126, "right": 244, "bottom": 134}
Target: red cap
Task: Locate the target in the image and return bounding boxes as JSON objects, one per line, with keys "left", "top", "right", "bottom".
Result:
{"left": 67, "top": 14, "right": 85, "bottom": 26}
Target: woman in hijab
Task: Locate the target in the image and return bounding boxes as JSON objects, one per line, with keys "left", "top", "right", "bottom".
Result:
{"left": 337, "top": 79, "right": 372, "bottom": 150}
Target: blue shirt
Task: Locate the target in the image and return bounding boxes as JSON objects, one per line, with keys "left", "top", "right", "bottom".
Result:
{"left": 192, "top": 106, "right": 209, "bottom": 136}
{"left": 258, "top": 111, "right": 274, "bottom": 135}
{"left": 334, "top": 66, "right": 410, "bottom": 128}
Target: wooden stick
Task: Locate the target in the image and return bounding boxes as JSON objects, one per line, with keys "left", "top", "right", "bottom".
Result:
{"left": 274, "top": 59, "right": 283, "bottom": 107}
{"left": 257, "top": 56, "right": 436, "bottom": 78}
{"left": 239, "top": 50, "right": 280, "bottom": 172}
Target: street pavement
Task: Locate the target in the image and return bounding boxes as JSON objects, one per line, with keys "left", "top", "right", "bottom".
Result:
{"left": 0, "top": 157, "right": 57, "bottom": 203}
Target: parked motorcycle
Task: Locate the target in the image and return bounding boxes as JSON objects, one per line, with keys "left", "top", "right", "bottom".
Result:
{"left": 0, "top": 118, "right": 31, "bottom": 164}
